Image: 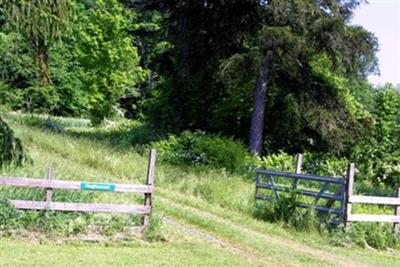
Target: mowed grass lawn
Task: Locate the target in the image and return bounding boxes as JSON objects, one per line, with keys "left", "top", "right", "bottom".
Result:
{"left": 0, "top": 238, "right": 253, "bottom": 267}
{"left": 0, "top": 114, "right": 399, "bottom": 267}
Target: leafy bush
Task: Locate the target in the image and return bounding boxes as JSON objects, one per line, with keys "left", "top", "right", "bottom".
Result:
{"left": 41, "top": 118, "right": 65, "bottom": 134}
{"left": 260, "top": 152, "right": 296, "bottom": 172}
{"left": 302, "top": 153, "right": 348, "bottom": 178}
{"left": 331, "top": 223, "right": 400, "bottom": 250}
{"left": 0, "top": 115, "right": 27, "bottom": 167}
{"left": 152, "top": 131, "right": 255, "bottom": 173}
{"left": 351, "top": 86, "right": 400, "bottom": 187}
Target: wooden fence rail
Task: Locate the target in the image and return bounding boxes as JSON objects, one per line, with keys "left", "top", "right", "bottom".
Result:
{"left": 345, "top": 162, "right": 400, "bottom": 233}
{"left": 0, "top": 149, "right": 157, "bottom": 227}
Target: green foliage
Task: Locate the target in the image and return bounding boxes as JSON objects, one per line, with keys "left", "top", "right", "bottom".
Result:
{"left": 331, "top": 223, "right": 400, "bottom": 250}
{"left": 260, "top": 152, "right": 296, "bottom": 172}
{"left": 147, "top": 0, "right": 378, "bottom": 156}
{"left": 0, "top": 188, "right": 94, "bottom": 234}
{"left": 352, "top": 86, "right": 400, "bottom": 187}
{"left": 41, "top": 118, "right": 65, "bottom": 134}
{"left": 0, "top": 187, "right": 143, "bottom": 236}
{"left": 0, "top": 32, "right": 37, "bottom": 89}
{"left": 1, "top": 0, "right": 72, "bottom": 46}
{"left": 1, "top": 0, "right": 74, "bottom": 85}
{"left": 0, "top": 115, "right": 26, "bottom": 167}
{"left": 76, "top": 0, "right": 147, "bottom": 124}
{"left": 0, "top": 199, "right": 21, "bottom": 230}
{"left": 254, "top": 193, "right": 319, "bottom": 232}
{"left": 302, "top": 153, "right": 348, "bottom": 178}
{"left": 143, "top": 215, "right": 165, "bottom": 242}
{"left": 152, "top": 131, "right": 254, "bottom": 173}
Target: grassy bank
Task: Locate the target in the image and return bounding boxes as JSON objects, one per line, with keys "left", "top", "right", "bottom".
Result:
{"left": 0, "top": 113, "right": 399, "bottom": 266}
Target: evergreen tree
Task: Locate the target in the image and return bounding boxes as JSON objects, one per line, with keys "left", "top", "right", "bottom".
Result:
{"left": 1, "top": 0, "right": 73, "bottom": 85}
{"left": 150, "top": 0, "right": 378, "bottom": 155}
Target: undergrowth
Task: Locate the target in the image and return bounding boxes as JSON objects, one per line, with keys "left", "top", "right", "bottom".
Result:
{"left": 2, "top": 112, "right": 399, "bottom": 250}
{"left": 0, "top": 187, "right": 149, "bottom": 237}
{"left": 254, "top": 193, "right": 400, "bottom": 250}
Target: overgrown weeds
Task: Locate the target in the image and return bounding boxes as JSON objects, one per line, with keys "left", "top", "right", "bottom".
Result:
{"left": 0, "top": 187, "right": 146, "bottom": 238}
{"left": 253, "top": 193, "right": 320, "bottom": 233}
{"left": 330, "top": 223, "right": 400, "bottom": 250}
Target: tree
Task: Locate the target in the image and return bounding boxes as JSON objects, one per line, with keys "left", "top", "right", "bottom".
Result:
{"left": 153, "top": 0, "right": 377, "bottom": 155}
{"left": 248, "top": 0, "right": 377, "bottom": 155}
{"left": 1, "top": 0, "right": 73, "bottom": 85}
{"left": 149, "top": 0, "right": 260, "bottom": 130}
{"left": 0, "top": 116, "right": 25, "bottom": 167}
{"left": 76, "top": 0, "right": 147, "bottom": 124}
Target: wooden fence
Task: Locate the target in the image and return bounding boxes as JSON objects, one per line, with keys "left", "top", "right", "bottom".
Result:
{"left": 0, "top": 149, "right": 157, "bottom": 227}
{"left": 345, "top": 163, "right": 400, "bottom": 233}
{"left": 256, "top": 155, "right": 400, "bottom": 232}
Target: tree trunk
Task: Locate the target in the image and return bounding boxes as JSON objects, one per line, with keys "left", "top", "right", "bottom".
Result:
{"left": 37, "top": 42, "right": 52, "bottom": 85}
{"left": 249, "top": 54, "right": 269, "bottom": 155}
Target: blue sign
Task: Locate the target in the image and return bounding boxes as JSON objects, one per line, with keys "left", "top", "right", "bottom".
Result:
{"left": 80, "top": 182, "right": 116, "bottom": 192}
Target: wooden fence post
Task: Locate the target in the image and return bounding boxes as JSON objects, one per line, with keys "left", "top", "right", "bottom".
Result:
{"left": 394, "top": 188, "right": 400, "bottom": 234}
{"left": 344, "top": 163, "right": 355, "bottom": 228}
{"left": 45, "top": 167, "right": 54, "bottom": 207}
{"left": 295, "top": 154, "right": 303, "bottom": 174}
{"left": 144, "top": 149, "right": 156, "bottom": 227}
{"left": 293, "top": 154, "right": 303, "bottom": 189}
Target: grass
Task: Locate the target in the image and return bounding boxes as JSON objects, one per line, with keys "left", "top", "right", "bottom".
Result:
{"left": 1, "top": 113, "right": 399, "bottom": 266}
{"left": 0, "top": 237, "right": 254, "bottom": 267}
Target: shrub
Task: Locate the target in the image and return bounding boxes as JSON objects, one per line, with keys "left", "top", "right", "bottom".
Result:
{"left": 331, "top": 223, "right": 400, "bottom": 250}
{"left": 0, "top": 188, "right": 95, "bottom": 235}
{"left": 41, "top": 118, "right": 65, "bottom": 134}
{"left": 0, "top": 115, "right": 27, "bottom": 167}
{"left": 302, "top": 153, "right": 348, "bottom": 178}
{"left": 260, "top": 152, "right": 295, "bottom": 172}
{"left": 254, "top": 193, "right": 319, "bottom": 232}
{"left": 258, "top": 151, "right": 349, "bottom": 178}
{"left": 0, "top": 199, "right": 22, "bottom": 230}
{"left": 152, "top": 131, "right": 255, "bottom": 173}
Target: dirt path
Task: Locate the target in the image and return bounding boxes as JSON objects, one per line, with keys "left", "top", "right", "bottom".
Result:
{"left": 158, "top": 194, "right": 371, "bottom": 267}
{"left": 162, "top": 217, "right": 277, "bottom": 267}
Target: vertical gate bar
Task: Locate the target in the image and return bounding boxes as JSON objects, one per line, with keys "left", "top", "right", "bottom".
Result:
{"left": 338, "top": 182, "right": 346, "bottom": 222}
{"left": 268, "top": 174, "right": 280, "bottom": 199}
{"left": 255, "top": 173, "right": 260, "bottom": 200}
{"left": 314, "top": 182, "right": 330, "bottom": 205}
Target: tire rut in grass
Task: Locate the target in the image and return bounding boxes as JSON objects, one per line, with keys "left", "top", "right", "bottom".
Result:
{"left": 158, "top": 195, "right": 371, "bottom": 267}
{"left": 162, "top": 216, "right": 282, "bottom": 267}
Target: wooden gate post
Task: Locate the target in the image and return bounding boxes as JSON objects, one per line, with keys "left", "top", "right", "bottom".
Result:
{"left": 144, "top": 149, "right": 156, "bottom": 227}
{"left": 344, "top": 163, "right": 355, "bottom": 228}
{"left": 293, "top": 154, "right": 303, "bottom": 189}
{"left": 394, "top": 188, "right": 400, "bottom": 234}
{"left": 45, "top": 167, "right": 54, "bottom": 207}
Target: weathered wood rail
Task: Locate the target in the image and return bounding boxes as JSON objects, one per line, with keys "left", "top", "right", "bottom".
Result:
{"left": 345, "top": 163, "right": 400, "bottom": 233}
{"left": 0, "top": 149, "right": 157, "bottom": 227}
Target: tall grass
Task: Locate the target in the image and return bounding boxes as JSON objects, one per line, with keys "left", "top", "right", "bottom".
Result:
{"left": 2, "top": 112, "right": 399, "bottom": 250}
